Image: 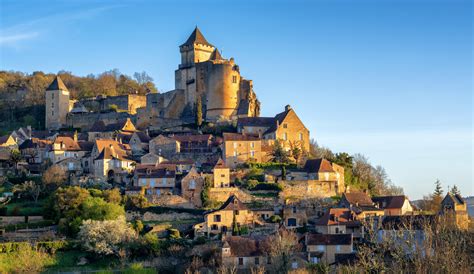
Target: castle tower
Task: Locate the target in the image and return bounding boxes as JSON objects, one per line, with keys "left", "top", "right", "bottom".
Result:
{"left": 45, "top": 76, "right": 70, "bottom": 130}
{"left": 175, "top": 27, "right": 215, "bottom": 107}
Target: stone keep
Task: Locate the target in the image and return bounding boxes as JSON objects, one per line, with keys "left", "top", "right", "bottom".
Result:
{"left": 45, "top": 76, "right": 71, "bottom": 130}
{"left": 143, "top": 27, "right": 260, "bottom": 124}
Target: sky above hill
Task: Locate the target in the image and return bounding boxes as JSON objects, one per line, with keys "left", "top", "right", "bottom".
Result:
{"left": 1, "top": 0, "right": 472, "bottom": 199}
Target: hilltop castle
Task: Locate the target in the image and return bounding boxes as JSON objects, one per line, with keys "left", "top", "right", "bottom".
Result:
{"left": 45, "top": 27, "right": 260, "bottom": 131}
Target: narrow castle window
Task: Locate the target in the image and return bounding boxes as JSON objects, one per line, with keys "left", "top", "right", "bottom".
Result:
{"left": 232, "top": 75, "right": 237, "bottom": 83}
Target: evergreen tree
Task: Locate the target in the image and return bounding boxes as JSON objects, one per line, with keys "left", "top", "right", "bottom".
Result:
{"left": 195, "top": 96, "right": 203, "bottom": 128}
{"left": 433, "top": 179, "right": 443, "bottom": 198}
{"left": 450, "top": 184, "right": 461, "bottom": 196}
{"left": 232, "top": 214, "right": 239, "bottom": 236}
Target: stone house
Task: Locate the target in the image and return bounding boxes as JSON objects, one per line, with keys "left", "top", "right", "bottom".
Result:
{"left": 129, "top": 131, "right": 150, "bottom": 156}
{"left": 305, "top": 233, "right": 354, "bottom": 265}
{"left": 134, "top": 167, "right": 176, "bottom": 197}
{"left": 87, "top": 118, "right": 136, "bottom": 142}
{"left": 213, "top": 158, "right": 230, "bottom": 188}
{"left": 314, "top": 208, "right": 363, "bottom": 238}
{"left": 18, "top": 138, "right": 52, "bottom": 165}
{"left": 339, "top": 192, "right": 385, "bottom": 218}
{"left": 302, "top": 158, "right": 345, "bottom": 194}
{"left": 194, "top": 195, "right": 260, "bottom": 237}
{"left": 222, "top": 133, "right": 262, "bottom": 168}
{"left": 372, "top": 195, "right": 414, "bottom": 216}
{"left": 93, "top": 146, "right": 134, "bottom": 183}
{"left": 140, "top": 152, "right": 166, "bottom": 165}
{"left": 221, "top": 235, "right": 272, "bottom": 269}
{"left": 149, "top": 135, "right": 180, "bottom": 158}
{"left": 237, "top": 105, "right": 310, "bottom": 152}
{"left": 440, "top": 193, "right": 469, "bottom": 230}
{"left": 181, "top": 167, "right": 204, "bottom": 207}
{"left": 172, "top": 134, "right": 213, "bottom": 153}
{"left": 283, "top": 204, "right": 308, "bottom": 228}
{"left": 49, "top": 136, "right": 88, "bottom": 164}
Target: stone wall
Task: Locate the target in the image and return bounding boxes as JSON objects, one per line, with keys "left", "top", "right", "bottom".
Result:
{"left": 208, "top": 187, "right": 253, "bottom": 203}
{"left": 66, "top": 111, "right": 133, "bottom": 131}
{"left": 279, "top": 180, "right": 338, "bottom": 202}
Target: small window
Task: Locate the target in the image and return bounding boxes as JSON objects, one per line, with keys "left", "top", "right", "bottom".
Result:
{"left": 232, "top": 76, "right": 237, "bottom": 83}
{"left": 233, "top": 142, "right": 237, "bottom": 148}
{"left": 283, "top": 132, "right": 288, "bottom": 141}
{"left": 299, "top": 132, "right": 303, "bottom": 141}
{"left": 283, "top": 123, "right": 287, "bottom": 128}
{"left": 234, "top": 210, "right": 239, "bottom": 215}
{"left": 255, "top": 257, "right": 260, "bottom": 265}
{"left": 189, "top": 179, "right": 196, "bottom": 190}
{"left": 221, "top": 174, "right": 225, "bottom": 178}
{"left": 336, "top": 245, "right": 341, "bottom": 252}
{"left": 233, "top": 151, "right": 237, "bottom": 157}
{"left": 335, "top": 227, "right": 339, "bottom": 234}
{"left": 211, "top": 224, "right": 218, "bottom": 230}
{"left": 250, "top": 142, "right": 254, "bottom": 148}
{"left": 267, "top": 257, "right": 272, "bottom": 264}
{"left": 250, "top": 151, "right": 255, "bottom": 157}
{"left": 238, "top": 257, "right": 244, "bottom": 265}
{"left": 214, "top": 215, "right": 221, "bottom": 222}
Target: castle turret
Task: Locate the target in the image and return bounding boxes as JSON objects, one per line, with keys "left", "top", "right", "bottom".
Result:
{"left": 179, "top": 27, "right": 215, "bottom": 67}
{"left": 45, "top": 76, "right": 70, "bottom": 130}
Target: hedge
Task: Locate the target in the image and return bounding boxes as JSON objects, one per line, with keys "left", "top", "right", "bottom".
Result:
{"left": 0, "top": 240, "right": 70, "bottom": 254}
{"left": 244, "top": 162, "right": 297, "bottom": 170}
{"left": 140, "top": 206, "right": 205, "bottom": 216}
{"left": 2, "top": 220, "right": 55, "bottom": 232}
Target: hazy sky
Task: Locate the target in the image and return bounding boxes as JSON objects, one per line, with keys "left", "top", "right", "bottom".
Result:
{"left": 1, "top": 0, "right": 472, "bottom": 199}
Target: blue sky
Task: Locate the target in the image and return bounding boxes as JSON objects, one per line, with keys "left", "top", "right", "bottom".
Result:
{"left": 0, "top": 0, "right": 472, "bottom": 199}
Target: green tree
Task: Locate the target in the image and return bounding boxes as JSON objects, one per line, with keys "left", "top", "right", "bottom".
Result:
{"left": 195, "top": 96, "right": 203, "bottom": 128}
{"left": 450, "top": 184, "right": 460, "bottom": 196}
{"left": 270, "top": 140, "right": 290, "bottom": 180}
{"left": 103, "top": 188, "right": 122, "bottom": 204}
{"left": 80, "top": 196, "right": 125, "bottom": 221}
{"left": 232, "top": 214, "right": 240, "bottom": 236}
{"left": 9, "top": 149, "right": 22, "bottom": 175}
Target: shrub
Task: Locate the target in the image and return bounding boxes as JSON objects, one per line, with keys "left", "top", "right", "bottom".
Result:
{"left": 269, "top": 215, "right": 282, "bottom": 223}
{"left": 167, "top": 228, "right": 181, "bottom": 239}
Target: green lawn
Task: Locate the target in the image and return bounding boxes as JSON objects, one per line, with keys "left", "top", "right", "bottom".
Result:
{"left": 4, "top": 199, "right": 46, "bottom": 216}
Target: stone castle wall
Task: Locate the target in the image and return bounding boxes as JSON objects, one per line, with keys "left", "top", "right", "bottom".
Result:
{"left": 67, "top": 111, "right": 133, "bottom": 131}
{"left": 208, "top": 187, "right": 253, "bottom": 203}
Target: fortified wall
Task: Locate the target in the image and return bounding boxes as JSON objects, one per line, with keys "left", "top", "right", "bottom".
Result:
{"left": 279, "top": 180, "right": 339, "bottom": 202}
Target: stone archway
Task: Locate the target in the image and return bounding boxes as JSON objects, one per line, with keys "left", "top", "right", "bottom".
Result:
{"left": 107, "top": 169, "right": 115, "bottom": 183}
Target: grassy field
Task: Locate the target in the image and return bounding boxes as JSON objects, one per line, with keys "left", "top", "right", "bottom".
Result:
{"left": 4, "top": 200, "right": 45, "bottom": 216}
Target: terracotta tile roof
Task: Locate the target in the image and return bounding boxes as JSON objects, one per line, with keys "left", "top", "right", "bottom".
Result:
{"left": 53, "top": 136, "right": 81, "bottom": 151}
{"left": 372, "top": 196, "right": 408, "bottom": 209}
{"left": 95, "top": 146, "right": 131, "bottom": 161}
{"left": 304, "top": 158, "right": 335, "bottom": 173}
{"left": 94, "top": 139, "right": 129, "bottom": 158}
{"left": 46, "top": 76, "right": 68, "bottom": 91}
{"left": 180, "top": 27, "right": 214, "bottom": 48}
{"left": 314, "top": 208, "right": 360, "bottom": 226}
{"left": 342, "top": 192, "right": 374, "bottom": 207}
{"left": 223, "top": 132, "right": 260, "bottom": 141}
{"left": 306, "top": 233, "right": 352, "bottom": 246}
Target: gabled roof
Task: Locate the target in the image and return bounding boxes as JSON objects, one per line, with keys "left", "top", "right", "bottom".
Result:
{"left": 209, "top": 48, "right": 223, "bottom": 60}
{"left": 136, "top": 167, "right": 175, "bottom": 179}
{"left": 341, "top": 192, "right": 374, "bottom": 207}
{"left": 134, "top": 131, "right": 151, "bottom": 143}
{"left": 223, "top": 132, "right": 260, "bottom": 142}
{"left": 53, "top": 136, "right": 81, "bottom": 151}
{"left": 372, "top": 195, "right": 409, "bottom": 209}
{"left": 306, "top": 233, "right": 352, "bottom": 246}
{"left": 19, "top": 138, "right": 51, "bottom": 150}
{"left": 94, "top": 146, "right": 131, "bottom": 161}
{"left": 442, "top": 193, "right": 465, "bottom": 205}
{"left": 211, "top": 195, "right": 247, "bottom": 213}
{"left": 172, "top": 134, "right": 212, "bottom": 143}
{"left": 90, "top": 119, "right": 136, "bottom": 133}
{"left": 304, "top": 158, "right": 335, "bottom": 173}
{"left": 214, "top": 158, "right": 227, "bottom": 169}
{"left": 180, "top": 27, "right": 214, "bottom": 48}
{"left": 263, "top": 106, "right": 292, "bottom": 135}
{"left": 314, "top": 208, "right": 360, "bottom": 226}
{"left": 94, "top": 139, "right": 129, "bottom": 157}
{"left": 237, "top": 117, "right": 275, "bottom": 128}
{"left": 46, "top": 76, "right": 68, "bottom": 91}
{"left": 0, "top": 135, "right": 14, "bottom": 145}
{"left": 223, "top": 235, "right": 270, "bottom": 257}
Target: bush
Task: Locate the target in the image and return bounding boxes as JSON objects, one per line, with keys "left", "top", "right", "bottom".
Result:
{"left": 0, "top": 207, "right": 7, "bottom": 215}
{"left": 244, "top": 162, "right": 297, "bottom": 170}
{"left": 244, "top": 181, "right": 283, "bottom": 191}
{"left": 0, "top": 240, "right": 69, "bottom": 254}
{"left": 167, "top": 228, "right": 180, "bottom": 239}
{"left": 269, "top": 215, "right": 282, "bottom": 223}
{"left": 3, "top": 220, "right": 55, "bottom": 232}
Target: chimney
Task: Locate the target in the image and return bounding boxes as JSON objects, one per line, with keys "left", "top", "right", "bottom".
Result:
{"left": 285, "top": 105, "right": 292, "bottom": 111}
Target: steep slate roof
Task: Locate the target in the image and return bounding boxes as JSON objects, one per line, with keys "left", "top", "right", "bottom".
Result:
{"left": 223, "top": 132, "right": 260, "bottom": 141}
{"left": 209, "top": 48, "right": 223, "bottom": 60}
{"left": 134, "top": 131, "right": 151, "bottom": 143}
{"left": 214, "top": 158, "right": 227, "bottom": 169}
{"left": 180, "top": 27, "right": 214, "bottom": 47}
{"left": 77, "top": 141, "right": 94, "bottom": 152}
{"left": 46, "top": 76, "right": 68, "bottom": 91}
{"left": 90, "top": 119, "right": 136, "bottom": 133}
{"left": 306, "top": 233, "right": 352, "bottom": 246}
{"left": 304, "top": 158, "right": 335, "bottom": 173}
{"left": 19, "top": 138, "right": 51, "bottom": 149}
{"left": 263, "top": 107, "right": 292, "bottom": 135}
{"left": 223, "top": 236, "right": 270, "bottom": 257}
{"left": 314, "top": 208, "right": 360, "bottom": 227}
{"left": 442, "top": 193, "right": 465, "bottom": 205}
{"left": 372, "top": 196, "right": 408, "bottom": 209}
{"left": 341, "top": 192, "right": 374, "bottom": 207}
{"left": 172, "top": 134, "right": 212, "bottom": 143}
{"left": 214, "top": 195, "right": 247, "bottom": 212}
{"left": 237, "top": 117, "right": 275, "bottom": 128}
